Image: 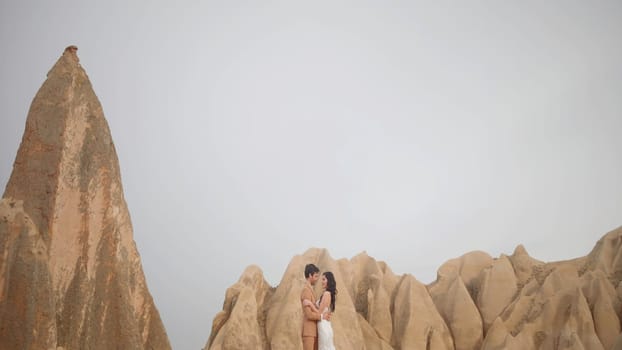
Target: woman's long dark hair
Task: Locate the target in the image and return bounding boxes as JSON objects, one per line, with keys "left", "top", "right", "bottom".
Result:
{"left": 322, "top": 271, "right": 337, "bottom": 311}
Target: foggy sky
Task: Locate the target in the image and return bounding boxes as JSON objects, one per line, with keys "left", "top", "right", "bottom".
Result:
{"left": 1, "top": 1, "right": 621, "bottom": 349}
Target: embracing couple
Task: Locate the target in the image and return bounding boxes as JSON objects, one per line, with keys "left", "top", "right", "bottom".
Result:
{"left": 301, "top": 264, "right": 337, "bottom": 350}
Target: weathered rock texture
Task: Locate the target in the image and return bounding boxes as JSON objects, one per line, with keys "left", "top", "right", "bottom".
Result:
{"left": 0, "top": 47, "right": 170, "bottom": 350}
{"left": 206, "top": 227, "right": 622, "bottom": 350}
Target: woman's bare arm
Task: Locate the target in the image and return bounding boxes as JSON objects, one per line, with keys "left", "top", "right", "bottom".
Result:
{"left": 318, "top": 291, "right": 331, "bottom": 315}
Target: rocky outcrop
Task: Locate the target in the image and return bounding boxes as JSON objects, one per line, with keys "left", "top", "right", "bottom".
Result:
{"left": 207, "top": 265, "right": 274, "bottom": 349}
{"left": 429, "top": 270, "right": 483, "bottom": 350}
{"left": 206, "top": 227, "right": 622, "bottom": 350}
{"left": 427, "top": 251, "right": 492, "bottom": 350}
{"left": 0, "top": 46, "right": 170, "bottom": 349}
{"left": 391, "top": 274, "right": 454, "bottom": 350}
{"left": 477, "top": 255, "right": 518, "bottom": 332}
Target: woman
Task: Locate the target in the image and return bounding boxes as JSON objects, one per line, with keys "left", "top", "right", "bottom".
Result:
{"left": 303, "top": 271, "right": 337, "bottom": 350}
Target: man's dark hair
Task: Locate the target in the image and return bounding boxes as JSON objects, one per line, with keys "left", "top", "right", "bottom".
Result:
{"left": 304, "top": 264, "right": 320, "bottom": 278}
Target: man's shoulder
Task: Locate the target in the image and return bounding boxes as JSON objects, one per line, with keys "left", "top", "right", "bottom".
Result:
{"left": 301, "top": 285, "right": 313, "bottom": 298}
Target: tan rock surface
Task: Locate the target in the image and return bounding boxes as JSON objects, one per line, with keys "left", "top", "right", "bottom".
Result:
{"left": 429, "top": 273, "right": 483, "bottom": 350}
{"left": 509, "top": 244, "right": 544, "bottom": 288}
{"left": 0, "top": 47, "right": 170, "bottom": 349}
{"left": 613, "top": 333, "right": 622, "bottom": 350}
{"left": 206, "top": 227, "right": 622, "bottom": 350}
{"left": 207, "top": 265, "right": 273, "bottom": 350}
{"left": 0, "top": 199, "right": 55, "bottom": 350}
{"left": 428, "top": 250, "right": 491, "bottom": 350}
{"left": 391, "top": 274, "right": 454, "bottom": 350}
{"left": 476, "top": 255, "right": 518, "bottom": 332}
{"left": 434, "top": 250, "right": 493, "bottom": 298}
{"left": 581, "top": 270, "right": 621, "bottom": 349}
{"left": 349, "top": 252, "right": 398, "bottom": 343}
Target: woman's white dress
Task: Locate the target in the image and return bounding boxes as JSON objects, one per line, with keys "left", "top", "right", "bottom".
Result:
{"left": 317, "top": 304, "right": 335, "bottom": 350}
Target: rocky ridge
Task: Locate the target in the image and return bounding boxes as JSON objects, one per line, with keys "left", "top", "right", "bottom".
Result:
{"left": 206, "top": 227, "right": 622, "bottom": 350}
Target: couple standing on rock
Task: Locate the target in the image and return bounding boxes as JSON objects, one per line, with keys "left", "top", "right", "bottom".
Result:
{"left": 301, "top": 264, "right": 337, "bottom": 350}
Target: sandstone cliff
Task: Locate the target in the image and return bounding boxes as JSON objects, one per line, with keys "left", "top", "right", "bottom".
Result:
{"left": 206, "top": 227, "right": 622, "bottom": 350}
{"left": 0, "top": 46, "right": 170, "bottom": 349}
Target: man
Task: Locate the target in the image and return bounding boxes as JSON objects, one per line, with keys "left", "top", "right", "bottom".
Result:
{"left": 301, "top": 263, "right": 326, "bottom": 350}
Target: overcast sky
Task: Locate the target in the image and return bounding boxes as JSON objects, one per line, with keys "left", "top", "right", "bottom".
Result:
{"left": 1, "top": 1, "right": 621, "bottom": 349}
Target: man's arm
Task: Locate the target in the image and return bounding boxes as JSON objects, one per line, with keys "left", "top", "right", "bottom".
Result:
{"left": 303, "top": 299, "right": 320, "bottom": 312}
{"left": 301, "top": 289, "right": 321, "bottom": 321}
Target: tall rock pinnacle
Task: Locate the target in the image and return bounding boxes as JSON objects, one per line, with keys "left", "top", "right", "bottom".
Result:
{"left": 0, "top": 46, "right": 171, "bottom": 349}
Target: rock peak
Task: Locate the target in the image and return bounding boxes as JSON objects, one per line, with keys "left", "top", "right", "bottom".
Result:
{"left": 45, "top": 45, "right": 83, "bottom": 78}
{"left": 512, "top": 244, "right": 528, "bottom": 256}
{"left": 63, "top": 45, "right": 79, "bottom": 61}
{"left": 0, "top": 48, "right": 170, "bottom": 349}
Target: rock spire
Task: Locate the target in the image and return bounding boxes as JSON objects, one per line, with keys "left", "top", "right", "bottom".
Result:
{"left": 0, "top": 46, "right": 170, "bottom": 349}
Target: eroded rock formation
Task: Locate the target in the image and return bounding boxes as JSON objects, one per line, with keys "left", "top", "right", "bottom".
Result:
{"left": 206, "top": 227, "right": 622, "bottom": 350}
{"left": 0, "top": 46, "right": 170, "bottom": 350}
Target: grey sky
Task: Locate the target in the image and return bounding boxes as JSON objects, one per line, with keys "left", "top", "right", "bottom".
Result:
{"left": 1, "top": 1, "right": 621, "bottom": 349}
